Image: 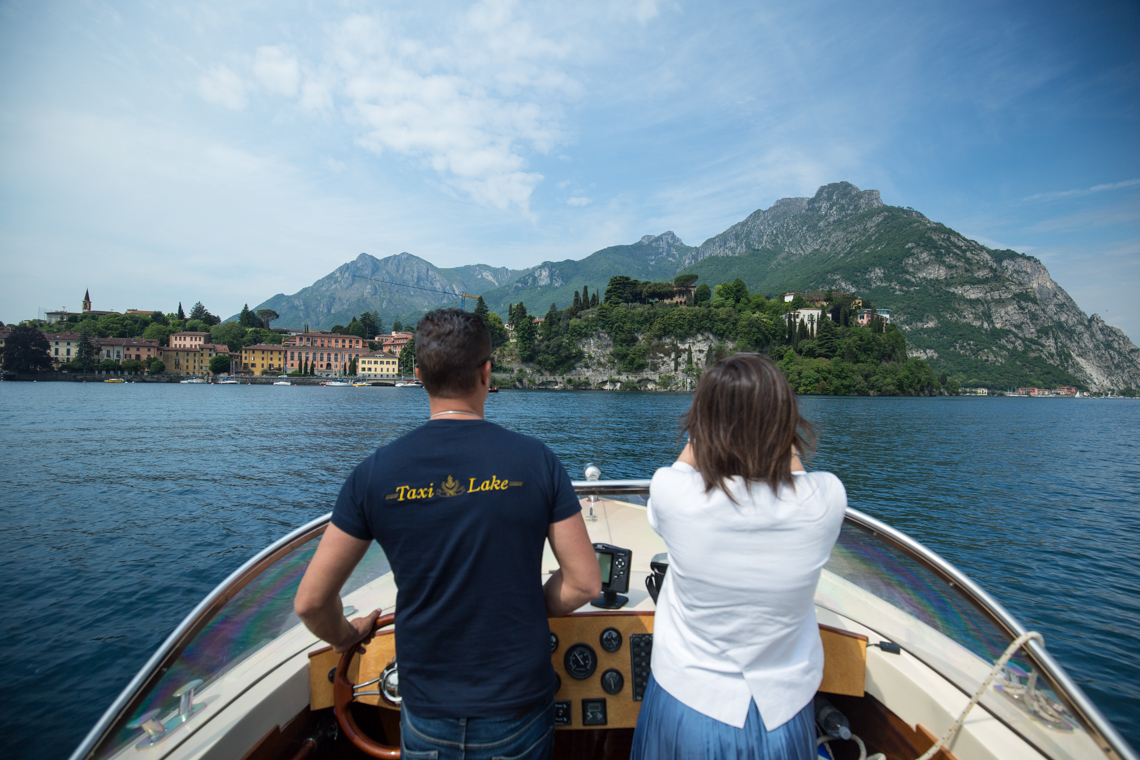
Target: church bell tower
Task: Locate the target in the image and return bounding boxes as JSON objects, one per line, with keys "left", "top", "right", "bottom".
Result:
{"left": 82, "top": 289, "right": 92, "bottom": 314}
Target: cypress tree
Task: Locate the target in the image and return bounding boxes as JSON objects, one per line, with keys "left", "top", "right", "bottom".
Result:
{"left": 474, "top": 296, "right": 489, "bottom": 319}
{"left": 572, "top": 290, "right": 581, "bottom": 311}
{"left": 590, "top": 292, "right": 598, "bottom": 307}
{"left": 582, "top": 286, "right": 589, "bottom": 307}
{"left": 177, "top": 302, "right": 186, "bottom": 320}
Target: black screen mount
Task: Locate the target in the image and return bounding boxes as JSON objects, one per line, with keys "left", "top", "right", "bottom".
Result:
{"left": 590, "top": 543, "right": 632, "bottom": 609}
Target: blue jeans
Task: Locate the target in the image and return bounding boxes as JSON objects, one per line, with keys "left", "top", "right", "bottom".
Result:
{"left": 400, "top": 697, "right": 555, "bottom": 760}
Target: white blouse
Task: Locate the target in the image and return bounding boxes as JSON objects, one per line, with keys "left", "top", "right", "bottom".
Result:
{"left": 647, "top": 462, "right": 846, "bottom": 729}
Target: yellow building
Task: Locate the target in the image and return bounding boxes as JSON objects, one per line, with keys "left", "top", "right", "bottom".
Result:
{"left": 160, "top": 346, "right": 208, "bottom": 376}
{"left": 241, "top": 344, "right": 286, "bottom": 375}
{"left": 358, "top": 352, "right": 399, "bottom": 378}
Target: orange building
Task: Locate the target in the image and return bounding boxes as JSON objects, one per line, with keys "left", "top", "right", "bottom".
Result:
{"left": 377, "top": 331, "right": 413, "bottom": 354}
{"left": 45, "top": 331, "right": 85, "bottom": 367}
{"left": 283, "top": 333, "right": 368, "bottom": 374}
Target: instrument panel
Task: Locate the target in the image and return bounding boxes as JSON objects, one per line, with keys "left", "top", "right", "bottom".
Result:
{"left": 548, "top": 611, "right": 654, "bottom": 730}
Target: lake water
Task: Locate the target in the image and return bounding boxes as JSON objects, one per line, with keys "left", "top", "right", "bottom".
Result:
{"left": 0, "top": 383, "right": 1137, "bottom": 758}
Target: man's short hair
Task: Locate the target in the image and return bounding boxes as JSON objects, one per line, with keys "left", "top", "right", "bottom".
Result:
{"left": 415, "top": 309, "right": 492, "bottom": 397}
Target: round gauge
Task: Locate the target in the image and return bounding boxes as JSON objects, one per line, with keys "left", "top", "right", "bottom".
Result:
{"left": 564, "top": 643, "right": 598, "bottom": 680}
{"left": 554, "top": 673, "right": 562, "bottom": 694}
{"left": 550, "top": 632, "right": 559, "bottom": 653}
{"left": 599, "top": 627, "right": 622, "bottom": 653}
{"left": 601, "top": 668, "right": 624, "bottom": 695}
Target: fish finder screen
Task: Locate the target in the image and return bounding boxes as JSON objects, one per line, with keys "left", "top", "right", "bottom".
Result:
{"left": 596, "top": 550, "right": 613, "bottom": 584}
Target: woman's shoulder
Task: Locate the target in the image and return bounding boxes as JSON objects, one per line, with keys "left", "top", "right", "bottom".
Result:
{"left": 790, "top": 470, "right": 848, "bottom": 519}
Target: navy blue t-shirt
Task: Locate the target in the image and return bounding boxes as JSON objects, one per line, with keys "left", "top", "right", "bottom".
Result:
{"left": 332, "top": 419, "right": 581, "bottom": 718}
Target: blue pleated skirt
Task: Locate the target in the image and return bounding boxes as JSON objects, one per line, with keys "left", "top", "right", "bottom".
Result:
{"left": 631, "top": 674, "right": 816, "bottom": 760}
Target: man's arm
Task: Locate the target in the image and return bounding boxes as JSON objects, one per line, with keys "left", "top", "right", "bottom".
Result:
{"left": 294, "top": 524, "right": 379, "bottom": 652}
{"left": 543, "top": 513, "right": 602, "bottom": 617}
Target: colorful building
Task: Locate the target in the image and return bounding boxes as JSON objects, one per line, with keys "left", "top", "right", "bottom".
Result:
{"left": 377, "top": 331, "right": 413, "bottom": 355}
{"left": 283, "top": 333, "right": 368, "bottom": 375}
{"left": 241, "top": 344, "right": 287, "bottom": 375}
{"left": 170, "top": 331, "right": 209, "bottom": 349}
{"left": 160, "top": 346, "right": 209, "bottom": 375}
{"left": 784, "top": 308, "right": 823, "bottom": 336}
{"left": 358, "top": 351, "right": 400, "bottom": 378}
{"left": 98, "top": 338, "right": 160, "bottom": 364}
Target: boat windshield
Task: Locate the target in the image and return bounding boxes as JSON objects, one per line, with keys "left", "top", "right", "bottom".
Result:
{"left": 91, "top": 526, "right": 389, "bottom": 760}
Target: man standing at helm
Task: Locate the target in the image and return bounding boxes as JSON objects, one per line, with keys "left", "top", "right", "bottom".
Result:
{"left": 295, "top": 308, "right": 601, "bottom": 760}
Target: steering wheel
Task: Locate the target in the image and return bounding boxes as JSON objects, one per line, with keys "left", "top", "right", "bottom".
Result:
{"left": 333, "top": 612, "right": 401, "bottom": 759}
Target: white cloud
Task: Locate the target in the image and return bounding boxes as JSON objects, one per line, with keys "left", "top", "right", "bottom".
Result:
{"left": 254, "top": 46, "right": 300, "bottom": 97}
{"left": 325, "top": 157, "right": 346, "bottom": 173}
{"left": 198, "top": 65, "right": 247, "bottom": 110}
{"left": 1026, "top": 178, "right": 1140, "bottom": 202}
{"left": 567, "top": 196, "right": 591, "bottom": 206}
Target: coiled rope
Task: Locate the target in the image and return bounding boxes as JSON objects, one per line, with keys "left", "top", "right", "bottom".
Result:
{"left": 914, "top": 630, "right": 1044, "bottom": 760}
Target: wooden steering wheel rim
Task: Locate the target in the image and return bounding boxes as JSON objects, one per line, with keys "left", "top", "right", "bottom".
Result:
{"left": 334, "top": 612, "right": 400, "bottom": 759}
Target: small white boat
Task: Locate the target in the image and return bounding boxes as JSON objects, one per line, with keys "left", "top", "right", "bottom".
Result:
{"left": 394, "top": 379, "right": 423, "bottom": 388}
{"left": 179, "top": 378, "right": 206, "bottom": 384}
{"left": 352, "top": 382, "right": 371, "bottom": 387}
{"left": 216, "top": 378, "right": 239, "bottom": 385}
{"left": 322, "top": 380, "right": 351, "bottom": 387}
{"left": 70, "top": 470, "right": 1135, "bottom": 760}
{"left": 272, "top": 381, "right": 292, "bottom": 386}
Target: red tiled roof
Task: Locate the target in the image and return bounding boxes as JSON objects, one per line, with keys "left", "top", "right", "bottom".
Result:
{"left": 242, "top": 343, "right": 286, "bottom": 351}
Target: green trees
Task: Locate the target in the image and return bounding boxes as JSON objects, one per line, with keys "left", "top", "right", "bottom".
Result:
{"left": 359, "top": 311, "right": 380, "bottom": 338}
{"left": 75, "top": 334, "right": 99, "bottom": 371}
{"left": 177, "top": 303, "right": 186, "bottom": 320}
{"left": 256, "top": 309, "right": 279, "bottom": 330}
{"left": 399, "top": 338, "right": 416, "bottom": 375}
{"left": 209, "top": 354, "right": 231, "bottom": 375}
{"left": 1, "top": 326, "right": 52, "bottom": 373}
{"left": 604, "top": 276, "right": 641, "bottom": 304}
{"left": 238, "top": 305, "right": 263, "bottom": 328}
{"left": 189, "top": 302, "right": 220, "bottom": 325}
{"left": 474, "top": 296, "right": 489, "bottom": 319}
{"left": 694, "top": 283, "right": 711, "bottom": 305}
{"left": 210, "top": 322, "right": 247, "bottom": 351}
{"left": 149, "top": 359, "right": 166, "bottom": 374}
{"left": 392, "top": 319, "right": 404, "bottom": 332}
{"left": 674, "top": 274, "right": 699, "bottom": 287}
{"left": 640, "top": 281, "right": 676, "bottom": 302}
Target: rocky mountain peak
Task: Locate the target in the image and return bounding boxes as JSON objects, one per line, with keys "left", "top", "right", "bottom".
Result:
{"left": 804, "top": 182, "right": 884, "bottom": 221}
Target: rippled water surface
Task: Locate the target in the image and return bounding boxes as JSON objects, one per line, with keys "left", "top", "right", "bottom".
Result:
{"left": 1, "top": 383, "right": 1137, "bottom": 758}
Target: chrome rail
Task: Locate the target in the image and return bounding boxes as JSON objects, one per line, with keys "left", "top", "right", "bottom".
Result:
{"left": 69, "top": 513, "right": 334, "bottom": 760}
{"left": 70, "top": 479, "right": 1134, "bottom": 760}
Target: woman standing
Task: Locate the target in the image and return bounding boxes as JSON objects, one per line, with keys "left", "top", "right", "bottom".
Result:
{"left": 632, "top": 353, "right": 847, "bottom": 759}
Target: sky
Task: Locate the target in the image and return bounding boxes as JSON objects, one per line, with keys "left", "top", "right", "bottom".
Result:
{"left": 0, "top": 0, "right": 1137, "bottom": 338}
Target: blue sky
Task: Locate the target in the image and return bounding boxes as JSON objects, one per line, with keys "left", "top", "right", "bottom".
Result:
{"left": 1, "top": 0, "right": 1137, "bottom": 339}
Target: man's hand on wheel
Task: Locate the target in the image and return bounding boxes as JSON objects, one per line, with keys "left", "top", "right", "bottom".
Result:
{"left": 334, "top": 609, "right": 381, "bottom": 654}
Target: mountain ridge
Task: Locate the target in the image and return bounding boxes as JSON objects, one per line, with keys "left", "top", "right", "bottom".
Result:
{"left": 247, "top": 182, "right": 1140, "bottom": 390}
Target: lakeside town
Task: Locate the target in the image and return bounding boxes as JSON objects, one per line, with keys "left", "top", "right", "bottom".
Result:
{"left": 0, "top": 283, "right": 1129, "bottom": 398}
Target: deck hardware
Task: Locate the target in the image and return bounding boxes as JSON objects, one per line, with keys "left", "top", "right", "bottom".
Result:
{"left": 173, "top": 679, "right": 204, "bottom": 722}
{"left": 328, "top": 667, "right": 336, "bottom": 683}
{"left": 127, "top": 709, "right": 166, "bottom": 744}
{"left": 584, "top": 464, "right": 601, "bottom": 503}
{"left": 869, "top": 641, "right": 902, "bottom": 654}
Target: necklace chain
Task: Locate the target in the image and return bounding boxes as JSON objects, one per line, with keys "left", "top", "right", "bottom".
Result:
{"left": 429, "top": 410, "right": 483, "bottom": 419}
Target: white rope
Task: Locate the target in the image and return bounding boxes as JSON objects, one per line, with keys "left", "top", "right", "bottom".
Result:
{"left": 914, "top": 631, "right": 1044, "bottom": 760}
{"left": 816, "top": 733, "right": 884, "bottom": 760}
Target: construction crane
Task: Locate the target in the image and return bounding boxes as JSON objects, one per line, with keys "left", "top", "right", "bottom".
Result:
{"left": 351, "top": 275, "right": 481, "bottom": 311}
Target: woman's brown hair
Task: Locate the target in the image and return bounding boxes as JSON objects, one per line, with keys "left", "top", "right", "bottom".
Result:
{"left": 682, "top": 353, "right": 816, "bottom": 501}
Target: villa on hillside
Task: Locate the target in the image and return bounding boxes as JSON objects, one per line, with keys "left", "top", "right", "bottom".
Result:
{"left": 784, "top": 307, "right": 823, "bottom": 336}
